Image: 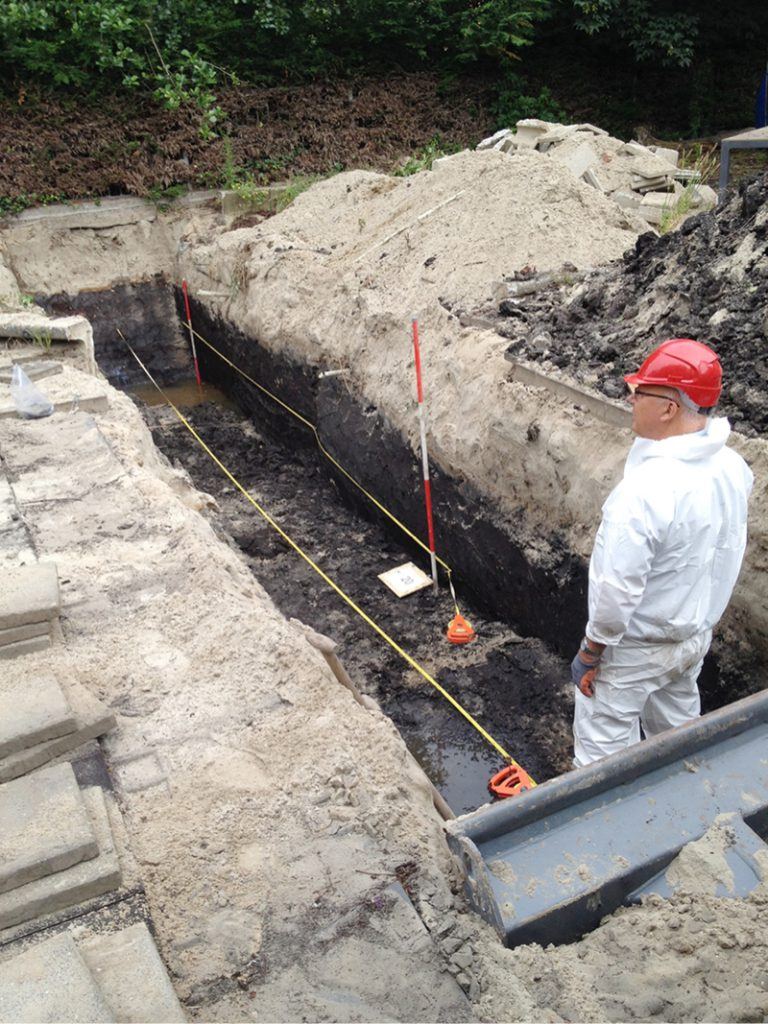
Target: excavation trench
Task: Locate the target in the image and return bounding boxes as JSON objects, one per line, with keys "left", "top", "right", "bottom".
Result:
{"left": 41, "top": 278, "right": 756, "bottom": 812}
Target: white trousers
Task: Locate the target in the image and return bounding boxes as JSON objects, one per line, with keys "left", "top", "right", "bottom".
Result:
{"left": 573, "top": 630, "right": 712, "bottom": 768}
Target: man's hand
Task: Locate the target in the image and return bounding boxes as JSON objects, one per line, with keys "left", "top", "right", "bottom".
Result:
{"left": 570, "top": 647, "right": 601, "bottom": 698}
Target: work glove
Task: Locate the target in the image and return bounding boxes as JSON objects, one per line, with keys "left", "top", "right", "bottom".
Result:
{"left": 570, "top": 650, "right": 599, "bottom": 698}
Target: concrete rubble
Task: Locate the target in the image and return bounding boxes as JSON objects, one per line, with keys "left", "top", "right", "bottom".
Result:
{"left": 477, "top": 118, "right": 718, "bottom": 226}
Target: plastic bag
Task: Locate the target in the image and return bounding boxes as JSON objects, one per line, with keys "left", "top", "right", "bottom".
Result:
{"left": 10, "top": 364, "right": 54, "bottom": 419}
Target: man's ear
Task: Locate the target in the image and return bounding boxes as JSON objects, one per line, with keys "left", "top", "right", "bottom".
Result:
{"left": 661, "top": 400, "right": 678, "bottom": 421}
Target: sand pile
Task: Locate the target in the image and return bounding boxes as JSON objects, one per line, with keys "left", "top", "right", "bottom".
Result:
{"left": 477, "top": 821, "right": 768, "bottom": 1023}
{"left": 231, "top": 148, "right": 644, "bottom": 314}
{"left": 493, "top": 173, "right": 768, "bottom": 434}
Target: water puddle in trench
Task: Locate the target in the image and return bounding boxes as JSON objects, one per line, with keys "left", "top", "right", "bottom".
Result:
{"left": 129, "top": 377, "right": 573, "bottom": 814}
{"left": 131, "top": 380, "right": 238, "bottom": 410}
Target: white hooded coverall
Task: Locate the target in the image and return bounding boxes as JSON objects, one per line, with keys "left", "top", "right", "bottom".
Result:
{"left": 574, "top": 416, "right": 753, "bottom": 767}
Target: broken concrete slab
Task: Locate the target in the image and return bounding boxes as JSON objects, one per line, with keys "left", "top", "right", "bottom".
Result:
{"left": 0, "top": 932, "right": 114, "bottom": 1024}
{"left": 0, "top": 786, "right": 121, "bottom": 931}
{"left": 475, "top": 128, "right": 513, "bottom": 151}
{"left": 582, "top": 167, "right": 605, "bottom": 191}
{"left": 0, "top": 314, "right": 96, "bottom": 377}
{"left": 0, "top": 677, "right": 116, "bottom": 783}
{"left": 694, "top": 183, "right": 718, "bottom": 207}
{"left": 621, "top": 140, "right": 655, "bottom": 158}
{"left": 79, "top": 922, "right": 186, "bottom": 1023}
{"left": 0, "top": 391, "right": 108, "bottom": 420}
{"left": 554, "top": 140, "right": 598, "bottom": 179}
{"left": 648, "top": 145, "right": 679, "bottom": 167}
{"left": 0, "top": 763, "right": 97, "bottom": 895}
{"left": 0, "top": 672, "right": 76, "bottom": 758}
{"left": 640, "top": 191, "right": 679, "bottom": 208}
{"left": 639, "top": 191, "right": 678, "bottom": 224}
{"left": 513, "top": 118, "right": 555, "bottom": 147}
{"left": 611, "top": 190, "right": 643, "bottom": 210}
{"left": 0, "top": 562, "right": 59, "bottom": 629}
{"left": 631, "top": 175, "right": 673, "bottom": 193}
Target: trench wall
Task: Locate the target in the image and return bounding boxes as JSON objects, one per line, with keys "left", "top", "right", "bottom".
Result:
{"left": 2, "top": 195, "right": 767, "bottom": 710}
{"left": 182, "top": 294, "right": 589, "bottom": 652}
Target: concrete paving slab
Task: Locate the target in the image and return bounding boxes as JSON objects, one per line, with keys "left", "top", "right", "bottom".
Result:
{"left": 0, "top": 672, "right": 76, "bottom": 758}
{"left": 0, "top": 785, "right": 139, "bottom": 947}
{"left": 0, "top": 361, "right": 63, "bottom": 384}
{"left": 0, "top": 620, "right": 51, "bottom": 647}
{"left": 80, "top": 922, "right": 186, "bottom": 1022}
{"left": 0, "top": 363, "right": 107, "bottom": 420}
{"left": 0, "top": 562, "right": 59, "bottom": 629}
{"left": 0, "top": 762, "right": 96, "bottom": 895}
{"left": 0, "top": 392, "right": 108, "bottom": 420}
{"left": 0, "top": 932, "right": 114, "bottom": 1023}
{"left": 0, "top": 678, "right": 116, "bottom": 783}
{"left": 555, "top": 140, "right": 598, "bottom": 178}
{"left": 0, "top": 634, "right": 52, "bottom": 660}
{"left": 5, "top": 411, "right": 123, "bottom": 507}
{"left": 0, "top": 786, "right": 122, "bottom": 931}
{"left": 648, "top": 145, "right": 679, "bottom": 167}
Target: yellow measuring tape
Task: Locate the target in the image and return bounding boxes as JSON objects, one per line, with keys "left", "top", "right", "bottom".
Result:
{"left": 119, "top": 330, "right": 528, "bottom": 772}
{"left": 185, "top": 321, "right": 463, "bottom": 614}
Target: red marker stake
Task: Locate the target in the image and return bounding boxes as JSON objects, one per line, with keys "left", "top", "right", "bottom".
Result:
{"left": 181, "top": 279, "right": 202, "bottom": 389}
{"left": 411, "top": 318, "right": 438, "bottom": 592}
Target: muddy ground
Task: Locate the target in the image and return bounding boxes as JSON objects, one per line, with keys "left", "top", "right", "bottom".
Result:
{"left": 489, "top": 174, "right": 768, "bottom": 434}
{"left": 143, "top": 395, "right": 573, "bottom": 813}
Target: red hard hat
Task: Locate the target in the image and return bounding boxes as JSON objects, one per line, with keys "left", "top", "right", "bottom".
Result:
{"left": 624, "top": 338, "right": 722, "bottom": 409}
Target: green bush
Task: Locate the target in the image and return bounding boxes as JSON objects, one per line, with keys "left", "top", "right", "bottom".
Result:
{"left": 0, "top": 0, "right": 551, "bottom": 105}
{"left": 492, "top": 75, "right": 565, "bottom": 129}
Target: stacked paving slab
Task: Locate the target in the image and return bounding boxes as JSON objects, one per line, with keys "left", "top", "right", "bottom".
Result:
{"left": 476, "top": 119, "right": 718, "bottom": 226}
{"left": 0, "top": 763, "right": 121, "bottom": 932}
{"left": 0, "top": 666, "right": 116, "bottom": 784}
{"left": 0, "top": 563, "right": 60, "bottom": 660}
{"left": 0, "top": 924, "right": 186, "bottom": 1022}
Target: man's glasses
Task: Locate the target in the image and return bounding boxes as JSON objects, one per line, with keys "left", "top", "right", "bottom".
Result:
{"left": 625, "top": 384, "right": 680, "bottom": 406}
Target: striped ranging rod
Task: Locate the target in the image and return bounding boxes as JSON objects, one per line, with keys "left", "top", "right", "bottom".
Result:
{"left": 411, "top": 317, "right": 438, "bottom": 593}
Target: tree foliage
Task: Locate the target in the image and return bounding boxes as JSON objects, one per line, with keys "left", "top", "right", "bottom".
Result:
{"left": 1, "top": 0, "right": 765, "bottom": 138}
{"left": 0, "top": 1, "right": 550, "bottom": 94}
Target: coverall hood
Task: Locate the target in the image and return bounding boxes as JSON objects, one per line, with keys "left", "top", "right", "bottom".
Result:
{"left": 625, "top": 416, "right": 731, "bottom": 471}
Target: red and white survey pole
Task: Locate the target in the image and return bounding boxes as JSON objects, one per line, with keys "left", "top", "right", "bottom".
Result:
{"left": 411, "top": 317, "right": 438, "bottom": 593}
{"left": 181, "top": 279, "right": 202, "bottom": 389}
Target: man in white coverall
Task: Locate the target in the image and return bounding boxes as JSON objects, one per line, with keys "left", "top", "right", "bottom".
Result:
{"left": 571, "top": 337, "right": 753, "bottom": 767}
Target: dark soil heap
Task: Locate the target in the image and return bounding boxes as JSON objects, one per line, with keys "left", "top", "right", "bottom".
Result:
{"left": 496, "top": 174, "right": 768, "bottom": 434}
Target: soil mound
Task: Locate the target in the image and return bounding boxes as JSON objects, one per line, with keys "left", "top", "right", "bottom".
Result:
{"left": 495, "top": 174, "right": 768, "bottom": 433}
{"left": 247, "top": 148, "right": 644, "bottom": 314}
